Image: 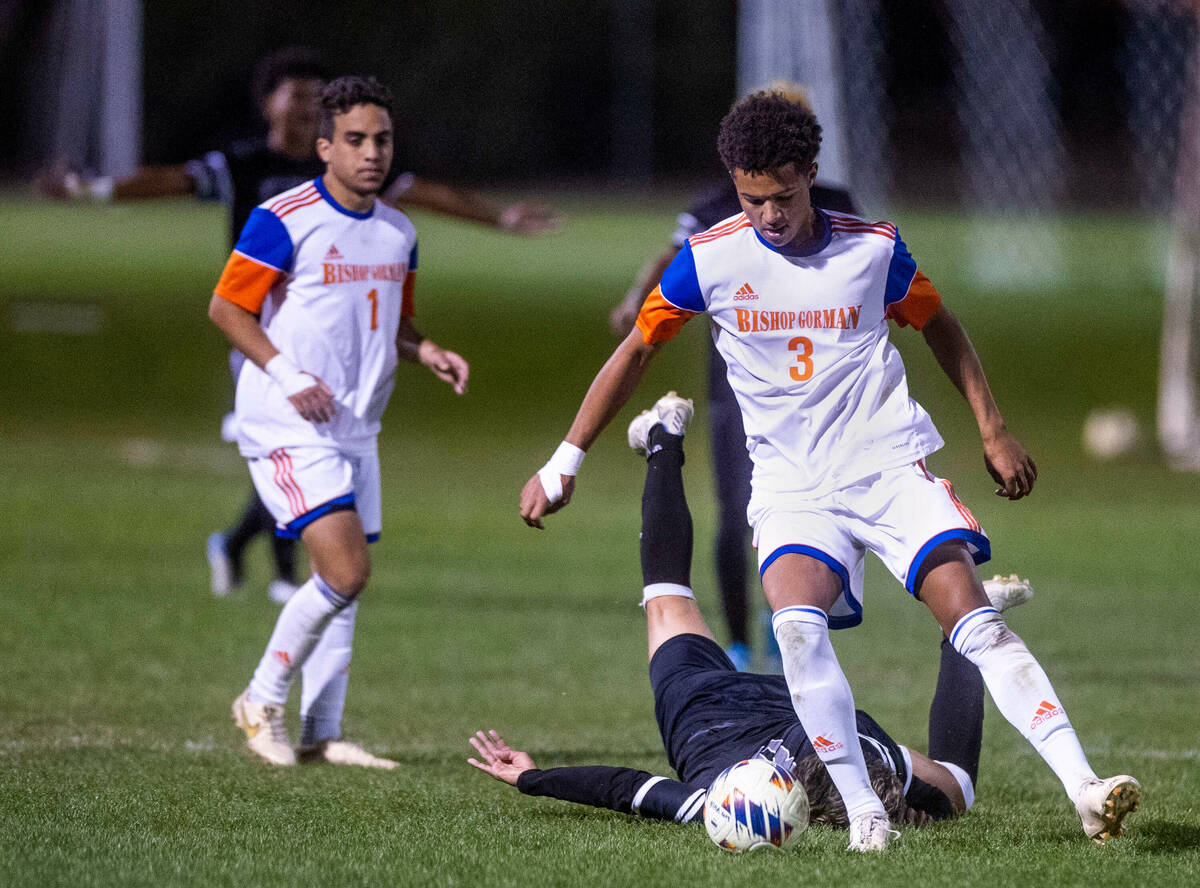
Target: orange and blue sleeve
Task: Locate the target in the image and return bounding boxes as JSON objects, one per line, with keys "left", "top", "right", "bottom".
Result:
{"left": 402, "top": 272, "right": 416, "bottom": 318}
{"left": 213, "top": 208, "right": 293, "bottom": 313}
{"left": 883, "top": 231, "right": 941, "bottom": 330}
{"left": 636, "top": 243, "right": 703, "bottom": 344}
{"left": 400, "top": 241, "right": 418, "bottom": 317}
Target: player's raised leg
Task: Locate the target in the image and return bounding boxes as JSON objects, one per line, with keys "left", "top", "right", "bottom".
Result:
{"left": 917, "top": 543, "right": 1139, "bottom": 842}
{"left": 628, "top": 393, "right": 717, "bottom": 659}
{"left": 763, "top": 556, "right": 896, "bottom": 851}
{"left": 234, "top": 509, "right": 368, "bottom": 766}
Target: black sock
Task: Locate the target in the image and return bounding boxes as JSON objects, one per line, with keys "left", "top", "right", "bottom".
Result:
{"left": 928, "top": 637, "right": 985, "bottom": 785}
{"left": 640, "top": 429, "right": 691, "bottom": 588}
{"left": 271, "top": 536, "right": 298, "bottom": 584}
{"left": 223, "top": 489, "right": 275, "bottom": 581}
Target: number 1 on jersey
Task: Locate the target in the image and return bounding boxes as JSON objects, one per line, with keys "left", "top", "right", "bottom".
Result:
{"left": 366, "top": 288, "right": 378, "bottom": 330}
{"left": 788, "top": 336, "right": 813, "bottom": 381}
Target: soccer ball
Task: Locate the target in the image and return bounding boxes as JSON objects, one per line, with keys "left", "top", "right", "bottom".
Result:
{"left": 703, "top": 759, "right": 809, "bottom": 852}
{"left": 1082, "top": 408, "right": 1141, "bottom": 460}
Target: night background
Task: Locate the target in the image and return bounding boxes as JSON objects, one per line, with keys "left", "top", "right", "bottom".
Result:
{"left": 0, "top": 0, "right": 1174, "bottom": 206}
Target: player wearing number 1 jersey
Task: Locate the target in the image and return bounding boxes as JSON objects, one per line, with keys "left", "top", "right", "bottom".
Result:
{"left": 209, "top": 76, "right": 468, "bottom": 767}
{"left": 520, "top": 92, "right": 1137, "bottom": 849}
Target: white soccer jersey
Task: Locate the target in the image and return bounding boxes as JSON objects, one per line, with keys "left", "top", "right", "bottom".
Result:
{"left": 213, "top": 177, "right": 419, "bottom": 457}
{"left": 637, "top": 208, "right": 945, "bottom": 506}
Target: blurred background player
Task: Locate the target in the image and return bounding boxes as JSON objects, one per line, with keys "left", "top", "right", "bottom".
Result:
{"left": 473, "top": 396, "right": 1047, "bottom": 835}
{"left": 608, "top": 84, "right": 855, "bottom": 672}
{"left": 521, "top": 92, "right": 1138, "bottom": 850}
{"left": 209, "top": 75, "right": 469, "bottom": 768}
{"left": 36, "top": 46, "right": 559, "bottom": 604}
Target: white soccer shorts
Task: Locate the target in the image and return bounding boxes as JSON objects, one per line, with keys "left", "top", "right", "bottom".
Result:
{"left": 247, "top": 443, "right": 382, "bottom": 542}
{"left": 751, "top": 460, "right": 989, "bottom": 629}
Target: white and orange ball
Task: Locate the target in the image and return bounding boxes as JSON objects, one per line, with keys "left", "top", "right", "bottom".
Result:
{"left": 703, "top": 759, "right": 809, "bottom": 852}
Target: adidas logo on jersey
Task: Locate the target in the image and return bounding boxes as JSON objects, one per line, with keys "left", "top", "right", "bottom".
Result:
{"left": 325, "top": 244, "right": 344, "bottom": 260}
{"left": 733, "top": 282, "right": 759, "bottom": 301}
{"left": 1030, "top": 700, "right": 1063, "bottom": 730}
{"left": 813, "top": 735, "right": 844, "bottom": 755}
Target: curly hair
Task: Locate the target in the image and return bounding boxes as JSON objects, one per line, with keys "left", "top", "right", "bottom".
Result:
{"left": 251, "top": 47, "right": 330, "bottom": 109}
{"left": 792, "top": 753, "right": 908, "bottom": 828}
{"left": 716, "top": 91, "right": 823, "bottom": 174}
{"left": 318, "top": 76, "right": 395, "bottom": 140}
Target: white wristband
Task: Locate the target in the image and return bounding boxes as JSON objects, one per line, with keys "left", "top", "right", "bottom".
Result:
{"left": 537, "top": 441, "right": 585, "bottom": 503}
{"left": 265, "top": 354, "right": 314, "bottom": 397}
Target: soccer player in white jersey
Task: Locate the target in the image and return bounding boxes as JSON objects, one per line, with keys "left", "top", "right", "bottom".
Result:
{"left": 208, "top": 76, "right": 468, "bottom": 767}
{"left": 520, "top": 92, "right": 1138, "bottom": 849}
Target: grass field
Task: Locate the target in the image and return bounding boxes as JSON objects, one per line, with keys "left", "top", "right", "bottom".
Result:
{"left": 1, "top": 195, "right": 1198, "bottom": 887}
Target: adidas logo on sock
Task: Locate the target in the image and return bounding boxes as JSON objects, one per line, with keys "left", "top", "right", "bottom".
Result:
{"left": 325, "top": 244, "right": 344, "bottom": 260}
{"left": 272, "top": 650, "right": 292, "bottom": 666}
{"left": 1029, "top": 699, "right": 1063, "bottom": 730}
{"left": 733, "top": 282, "right": 758, "bottom": 301}
{"left": 813, "top": 734, "right": 844, "bottom": 755}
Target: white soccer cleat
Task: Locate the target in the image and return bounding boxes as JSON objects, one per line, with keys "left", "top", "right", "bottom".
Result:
{"left": 1075, "top": 775, "right": 1140, "bottom": 844}
{"left": 627, "top": 391, "right": 695, "bottom": 454}
{"left": 207, "top": 532, "right": 236, "bottom": 597}
{"left": 299, "top": 739, "right": 398, "bottom": 770}
{"left": 846, "top": 812, "right": 898, "bottom": 852}
{"left": 267, "top": 579, "right": 299, "bottom": 604}
{"left": 982, "top": 573, "right": 1033, "bottom": 612}
{"left": 232, "top": 690, "right": 296, "bottom": 766}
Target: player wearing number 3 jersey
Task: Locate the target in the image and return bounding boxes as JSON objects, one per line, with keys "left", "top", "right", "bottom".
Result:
{"left": 520, "top": 90, "right": 1137, "bottom": 850}
{"left": 644, "top": 209, "right": 943, "bottom": 504}
{"left": 209, "top": 76, "right": 468, "bottom": 768}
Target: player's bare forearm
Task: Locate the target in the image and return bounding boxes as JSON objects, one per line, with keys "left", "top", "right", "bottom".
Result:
{"left": 208, "top": 294, "right": 336, "bottom": 422}
{"left": 207, "top": 295, "right": 280, "bottom": 369}
{"left": 386, "top": 176, "right": 559, "bottom": 234}
{"left": 397, "top": 317, "right": 469, "bottom": 394}
{"left": 112, "top": 165, "right": 197, "bottom": 201}
{"left": 35, "top": 161, "right": 195, "bottom": 203}
{"left": 565, "top": 329, "right": 660, "bottom": 450}
{"left": 520, "top": 330, "right": 658, "bottom": 528}
{"left": 921, "top": 306, "right": 1003, "bottom": 437}
{"left": 922, "top": 305, "right": 1037, "bottom": 498}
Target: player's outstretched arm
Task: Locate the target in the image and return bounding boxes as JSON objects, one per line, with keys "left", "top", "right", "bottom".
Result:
{"left": 35, "top": 160, "right": 196, "bottom": 203}
{"left": 920, "top": 305, "right": 1037, "bottom": 499}
{"left": 396, "top": 316, "right": 469, "bottom": 394}
{"left": 467, "top": 729, "right": 705, "bottom": 822}
{"left": 520, "top": 329, "right": 660, "bottom": 528}
{"left": 383, "top": 175, "right": 560, "bottom": 235}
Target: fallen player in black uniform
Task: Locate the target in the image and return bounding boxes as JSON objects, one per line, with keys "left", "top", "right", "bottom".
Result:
{"left": 470, "top": 393, "right": 1033, "bottom": 831}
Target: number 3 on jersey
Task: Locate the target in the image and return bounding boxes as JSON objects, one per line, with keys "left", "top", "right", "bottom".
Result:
{"left": 366, "top": 288, "right": 378, "bottom": 330}
{"left": 788, "top": 336, "right": 813, "bottom": 381}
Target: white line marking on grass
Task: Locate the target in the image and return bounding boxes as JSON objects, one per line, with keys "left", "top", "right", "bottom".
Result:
{"left": 116, "top": 439, "right": 240, "bottom": 473}
{"left": 120, "top": 439, "right": 165, "bottom": 467}
{"left": 9, "top": 302, "right": 105, "bottom": 334}
{"left": 1, "top": 735, "right": 226, "bottom": 756}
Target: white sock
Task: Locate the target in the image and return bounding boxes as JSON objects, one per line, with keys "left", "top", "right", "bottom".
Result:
{"left": 299, "top": 599, "right": 358, "bottom": 747}
{"left": 772, "top": 607, "right": 887, "bottom": 822}
{"left": 640, "top": 583, "right": 695, "bottom": 608}
{"left": 951, "top": 607, "right": 1097, "bottom": 799}
{"left": 247, "top": 574, "right": 352, "bottom": 705}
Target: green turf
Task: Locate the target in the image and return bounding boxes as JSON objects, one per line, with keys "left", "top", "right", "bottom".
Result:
{"left": 1, "top": 197, "right": 1198, "bottom": 886}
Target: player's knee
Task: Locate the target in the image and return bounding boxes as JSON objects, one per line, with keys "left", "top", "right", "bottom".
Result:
{"left": 322, "top": 555, "right": 371, "bottom": 599}
{"left": 950, "top": 607, "right": 1024, "bottom": 664}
